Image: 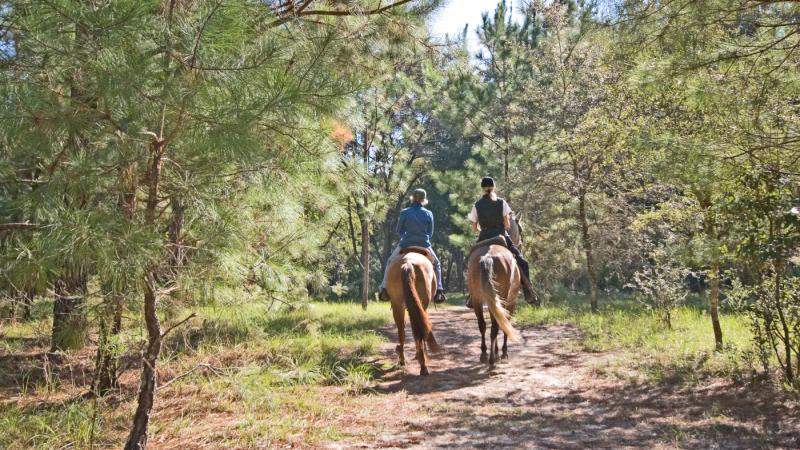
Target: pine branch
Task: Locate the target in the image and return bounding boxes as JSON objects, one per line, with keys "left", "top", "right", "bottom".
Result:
{"left": 0, "top": 222, "right": 44, "bottom": 232}
{"left": 267, "top": 0, "right": 415, "bottom": 28}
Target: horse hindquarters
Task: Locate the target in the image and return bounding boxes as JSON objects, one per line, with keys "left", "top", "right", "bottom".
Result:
{"left": 401, "top": 263, "right": 434, "bottom": 375}
{"left": 479, "top": 255, "right": 520, "bottom": 344}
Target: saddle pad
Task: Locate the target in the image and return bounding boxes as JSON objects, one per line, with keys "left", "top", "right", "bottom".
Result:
{"left": 469, "top": 236, "right": 507, "bottom": 256}
{"left": 400, "top": 246, "right": 434, "bottom": 264}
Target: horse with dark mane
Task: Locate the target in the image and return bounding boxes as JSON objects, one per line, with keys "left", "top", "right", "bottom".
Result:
{"left": 385, "top": 247, "right": 441, "bottom": 375}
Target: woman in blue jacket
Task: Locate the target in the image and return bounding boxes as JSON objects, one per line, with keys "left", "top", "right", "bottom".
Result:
{"left": 378, "top": 188, "right": 446, "bottom": 303}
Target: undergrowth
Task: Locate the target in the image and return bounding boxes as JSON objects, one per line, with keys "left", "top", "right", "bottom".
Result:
{"left": 0, "top": 300, "right": 391, "bottom": 449}
{"left": 515, "top": 294, "right": 758, "bottom": 384}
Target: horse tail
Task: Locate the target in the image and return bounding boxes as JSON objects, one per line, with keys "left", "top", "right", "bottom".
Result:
{"left": 479, "top": 255, "right": 521, "bottom": 342}
{"left": 401, "top": 262, "right": 441, "bottom": 353}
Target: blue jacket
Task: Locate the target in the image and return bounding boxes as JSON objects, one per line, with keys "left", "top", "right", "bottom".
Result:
{"left": 397, "top": 203, "right": 433, "bottom": 248}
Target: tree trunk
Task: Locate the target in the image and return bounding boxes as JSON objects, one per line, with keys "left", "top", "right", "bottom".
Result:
{"left": 456, "top": 251, "right": 466, "bottom": 294}
{"left": 93, "top": 161, "right": 138, "bottom": 396}
{"left": 94, "top": 289, "right": 124, "bottom": 396}
{"left": 380, "top": 216, "right": 393, "bottom": 275}
{"left": 708, "top": 262, "right": 724, "bottom": 351}
{"left": 144, "top": 144, "right": 164, "bottom": 225}
{"left": 361, "top": 136, "right": 370, "bottom": 310}
{"left": 14, "top": 288, "right": 34, "bottom": 320}
{"left": 773, "top": 258, "right": 793, "bottom": 382}
{"left": 360, "top": 205, "right": 369, "bottom": 310}
{"left": 578, "top": 191, "right": 598, "bottom": 312}
{"left": 124, "top": 274, "right": 162, "bottom": 450}
{"left": 444, "top": 251, "right": 454, "bottom": 291}
{"left": 125, "top": 141, "right": 165, "bottom": 447}
{"left": 700, "top": 202, "right": 724, "bottom": 351}
{"left": 168, "top": 197, "right": 186, "bottom": 272}
{"left": 51, "top": 269, "right": 88, "bottom": 351}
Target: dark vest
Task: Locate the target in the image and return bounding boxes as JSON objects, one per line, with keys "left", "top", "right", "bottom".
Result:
{"left": 475, "top": 195, "right": 505, "bottom": 240}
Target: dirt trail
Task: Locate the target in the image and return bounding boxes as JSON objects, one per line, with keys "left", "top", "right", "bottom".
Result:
{"left": 328, "top": 307, "right": 799, "bottom": 450}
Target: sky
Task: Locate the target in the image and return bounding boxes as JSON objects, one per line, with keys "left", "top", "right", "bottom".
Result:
{"left": 429, "top": 0, "right": 524, "bottom": 51}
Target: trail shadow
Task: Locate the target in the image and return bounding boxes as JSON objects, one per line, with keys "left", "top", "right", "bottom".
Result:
{"left": 418, "top": 379, "right": 799, "bottom": 449}
{"left": 377, "top": 363, "right": 493, "bottom": 395}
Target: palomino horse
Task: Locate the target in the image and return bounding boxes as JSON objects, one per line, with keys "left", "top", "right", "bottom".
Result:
{"left": 385, "top": 247, "right": 441, "bottom": 375}
{"left": 467, "top": 237, "right": 522, "bottom": 365}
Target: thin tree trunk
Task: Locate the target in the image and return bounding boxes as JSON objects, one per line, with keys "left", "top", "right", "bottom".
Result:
{"left": 381, "top": 217, "right": 393, "bottom": 274}
{"left": 773, "top": 258, "right": 793, "bottom": 382}
{"left": 125, "top": 142, "right": 165, "bottom": 448}
{"left": 459, "top": 250, "right": 466, "bottom": 293}
{"left": 168, "top": 197, "right": 186, "bottom": 272}
{"left": 361, "top": 137, "right": 370, "bottom": 310}
{"left": 700, "top": 202, "right": 724, "bottom": 351}
{"left": 360, "top": 203, "right": 369, "bottom": 310}
{"left": 94, "top": 289, "right": 124, "bottom": 396}
{"left": 94, "top": 161, "right": 138, "bottom": 395}
{"left": 51, "top": 268, "right": 88, "bottom": 351}
{"left": 578, "top": 191, "right": 598, "bottom": 312}
{"left": 708, "top": 262, "right": 724, "bottom": 351}
{"left": 444, "top": 252, "right": 454, "bottom": 291}
{"left": 144, "top": 143, "right": 164, "bottom": 225}
{"left": 15, "top": 288, "right": 34, "bottom": 320}
{"left": 124, "top": 274, "right": 162, "bottom": 450}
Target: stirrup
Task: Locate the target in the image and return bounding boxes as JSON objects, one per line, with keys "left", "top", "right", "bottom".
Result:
{"left": 378, "top": 288, "right": 390, "bottom": 301}
{"left": 434, "top": 290, "right": 446, "bottom": 304}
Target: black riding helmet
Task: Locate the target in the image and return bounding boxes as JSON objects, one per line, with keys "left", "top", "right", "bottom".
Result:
{"left": 481, "top": 177, "right": 495, "bottom": 188}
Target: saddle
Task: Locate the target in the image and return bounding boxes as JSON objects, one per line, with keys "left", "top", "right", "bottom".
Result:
{"left": 400, "top": 246, "right": 435, "bottom": 264}
{"left": 468, "top": 235, "right": 507, "bottom": 258}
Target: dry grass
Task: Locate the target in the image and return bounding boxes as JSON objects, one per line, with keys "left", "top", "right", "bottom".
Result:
{"left": 0, "top": 300, "right": 392, "bottom": 449}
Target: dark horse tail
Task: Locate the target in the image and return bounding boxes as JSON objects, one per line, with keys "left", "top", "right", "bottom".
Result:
{"left": 401, "top": 263, "right": 441, "bottom": 353}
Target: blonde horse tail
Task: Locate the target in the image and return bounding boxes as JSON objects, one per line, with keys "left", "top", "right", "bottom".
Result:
{"left": 479, "top": 255, "right": 521, "bottom": 342}
{"left": 401, "top": 262, "right": 441, "bottom": 353}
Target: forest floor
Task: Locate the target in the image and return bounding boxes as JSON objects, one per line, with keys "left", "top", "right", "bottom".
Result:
{"left": 323, "top": 306, "right": 800, "bottom": 450}
{"left": 2, "top": 301, "right": 800, "bottom": 449}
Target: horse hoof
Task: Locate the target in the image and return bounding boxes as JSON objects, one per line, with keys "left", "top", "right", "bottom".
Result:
{"left": 419, "top": 367, "right": 429, "bottom": 376}
{"left": 480, "top": 353, "right": 488, "bottom": 363}
{"left": 501, "top": 353, "right": 509, "bottom": 360}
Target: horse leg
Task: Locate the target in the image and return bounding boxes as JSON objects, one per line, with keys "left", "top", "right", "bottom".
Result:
{"left": 489, "top": 315, "right": 500, "bottom": 366}
{"left": 416, "top": 338, "right": 429, "bottom": 376}
{"left": 475, "top": 305, "right": 488, "bottom": 363}
{"left": 392, "top": 304, "right": 406, "bottom": 367}
{"left": 501, "top": 332, "right": 509, "bottom": 360}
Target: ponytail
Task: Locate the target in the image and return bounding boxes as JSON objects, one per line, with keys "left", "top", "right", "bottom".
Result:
{"left": 483, "top": 187, "right": 497, "bottom": 201}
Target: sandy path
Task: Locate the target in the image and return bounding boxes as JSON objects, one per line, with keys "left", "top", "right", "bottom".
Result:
{"left": 326, "top": 307, "right": 799, "bottom": 450}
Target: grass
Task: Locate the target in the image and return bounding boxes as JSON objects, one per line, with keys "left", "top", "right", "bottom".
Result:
{"left": 515, "top": 294, "right": 757, "bottom": 384}
{"left": 0, "top": 299, "right": 393, "bottom": 449}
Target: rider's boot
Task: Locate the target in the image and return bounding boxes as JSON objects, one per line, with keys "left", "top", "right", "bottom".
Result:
{"left": 434, "top": 289, "right": 446, "bottom": 304}
{"left": 379, "top": 287, "right": 390, "bottom": 301}
{"left": 465, "top": 296, "right": 473, "bottom": 308}
{"left": 520, "top": 276, "right": 537, "bottom": 305}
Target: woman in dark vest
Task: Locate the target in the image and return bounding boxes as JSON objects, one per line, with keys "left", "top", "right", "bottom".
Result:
{"left": 467, "top": 177, "right": 535, "bottom": 305}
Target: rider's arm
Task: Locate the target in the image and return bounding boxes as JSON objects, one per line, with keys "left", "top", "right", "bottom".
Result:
{"left": 502, "top": 200, "right": 512, "bottom": 231}
{"left": 427, "top": 211, "right": 434, "bottom": 238}
{"left": 468, "top": 205, "right": 479, "bottom": 234}
{"left": 396, "top": 211, "right": 406, "bottom": 236}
